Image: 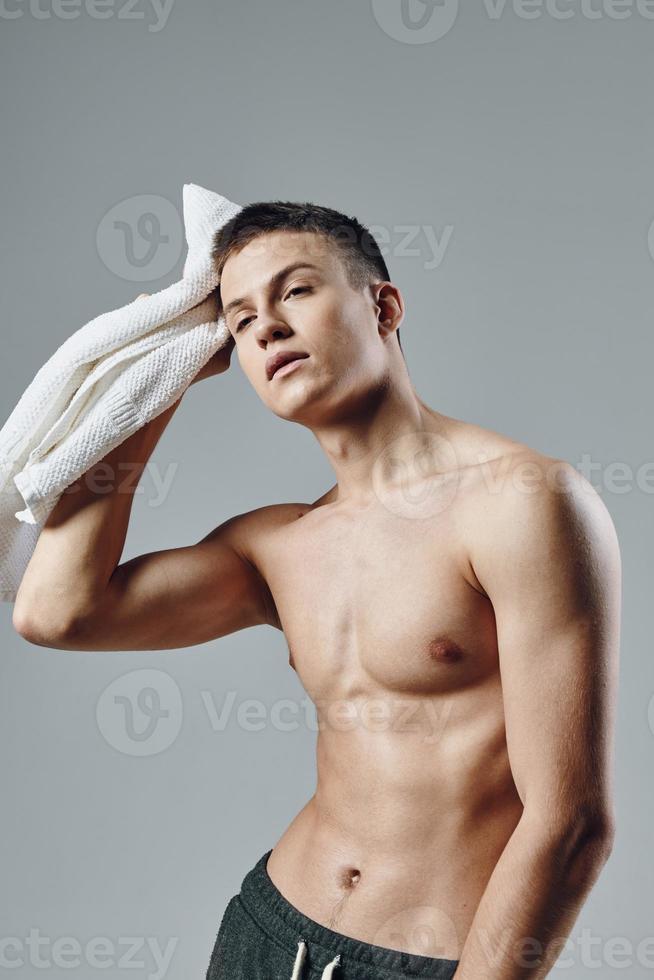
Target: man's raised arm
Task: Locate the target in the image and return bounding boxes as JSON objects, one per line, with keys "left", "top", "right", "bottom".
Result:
{"left": 10, "top": 296, "right": 269, "bottom": 651}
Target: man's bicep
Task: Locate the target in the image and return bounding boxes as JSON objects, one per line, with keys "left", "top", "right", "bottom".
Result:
{"left": 73, "top": 512, "right": 271, "bottom": 651}
{"left": 469, "top": 458, "right": 621, "bottom": 839}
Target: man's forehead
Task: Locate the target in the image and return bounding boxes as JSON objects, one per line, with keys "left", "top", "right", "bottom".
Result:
{"left": 219, "top": 231, "right": 339, "bottom": 313}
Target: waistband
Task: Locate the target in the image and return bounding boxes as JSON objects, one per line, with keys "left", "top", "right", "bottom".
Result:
{"left": 238, "top": 848, "right": 460, "bottom": 978}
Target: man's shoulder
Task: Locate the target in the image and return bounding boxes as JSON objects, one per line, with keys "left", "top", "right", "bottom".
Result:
{"left": 446, "top": 417, "right": 573, "bottom": 498}
{"left": 458, "top": 435, "right": 615, "bottom": 600}
{"left": 223, "top": 499, "right": 320, "bottom": 558}
{"left": 446, "top": 416, "right": 543, "bottom": 474}
{"left": 448, "top": 420, "right": 603, "bottom": 595}
{"left": 459, "top": 431, "right": 584, "bottom": 513}
{"left": 455, "top": 424, "right": 582, "bottom": 533}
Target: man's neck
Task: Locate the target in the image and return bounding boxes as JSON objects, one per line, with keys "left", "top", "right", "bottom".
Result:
{"left": 309, "top": 381, "right": 453, "bottom": 508}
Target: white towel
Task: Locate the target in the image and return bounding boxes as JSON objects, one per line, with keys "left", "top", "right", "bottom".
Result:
{"left": 0, "top": 182, "right": 242, "bottom": 603}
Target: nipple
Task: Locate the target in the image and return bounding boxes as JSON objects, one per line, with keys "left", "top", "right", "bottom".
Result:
{"left": 428, "top": 636, "right": 463, "bottom": 663}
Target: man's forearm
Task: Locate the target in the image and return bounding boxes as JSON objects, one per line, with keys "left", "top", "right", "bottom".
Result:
{"left": 453, "top": 809, "right": 613, "bottom": 979}
{"left": 14, "top": 395, "right": 183, "bottom": 628}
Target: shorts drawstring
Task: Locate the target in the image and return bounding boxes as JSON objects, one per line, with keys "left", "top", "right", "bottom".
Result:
{"left": 291, "top": 938, "right": 341, "bottom": 979}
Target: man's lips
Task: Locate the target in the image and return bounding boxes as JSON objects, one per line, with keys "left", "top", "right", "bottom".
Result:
{"left": 272, "top": 357, "right": 308, "bottom": 380}
{"left": 266, "top": 350, "right": 309, "bottom": 380}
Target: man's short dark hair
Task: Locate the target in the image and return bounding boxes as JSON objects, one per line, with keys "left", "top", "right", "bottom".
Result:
{"left": 211, "top": 200, "right": 403, "bottom": 357}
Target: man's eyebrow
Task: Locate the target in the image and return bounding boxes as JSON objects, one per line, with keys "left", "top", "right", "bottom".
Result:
{"left": 222, "top": 262, "right": 322, "bottom": 319}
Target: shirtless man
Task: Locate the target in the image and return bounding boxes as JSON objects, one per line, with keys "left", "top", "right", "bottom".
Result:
{"left": 12, "top": 200, "right": 621, "bottom": 980}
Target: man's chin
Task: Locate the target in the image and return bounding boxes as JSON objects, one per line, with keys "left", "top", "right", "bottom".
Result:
{"left": 266, "top": 393, "right": 322, "bottom": 426}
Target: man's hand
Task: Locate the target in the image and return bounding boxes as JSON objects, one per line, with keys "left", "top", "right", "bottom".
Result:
{"left": 135, "top": 292, "right": 235, "bottom": 384}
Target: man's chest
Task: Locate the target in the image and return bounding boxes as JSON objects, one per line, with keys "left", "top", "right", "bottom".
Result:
{"left": 254, "top": 502, "right": 499, "bottom": 699}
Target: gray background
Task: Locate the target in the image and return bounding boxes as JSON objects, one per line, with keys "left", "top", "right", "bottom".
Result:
{"left": 0, "top": 1, "right": 651, "bottom": 977}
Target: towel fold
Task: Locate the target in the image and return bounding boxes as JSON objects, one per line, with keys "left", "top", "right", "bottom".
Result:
{"left": 0, "top": 182, "right": 242, "bottom": 603}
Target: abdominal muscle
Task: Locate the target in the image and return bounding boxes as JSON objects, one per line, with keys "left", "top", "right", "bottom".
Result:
{"left": 265, "top": 679, "right": 524, "bottom": 962}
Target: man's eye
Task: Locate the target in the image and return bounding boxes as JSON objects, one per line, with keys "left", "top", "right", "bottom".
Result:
{"left": 235, "top": 287, "right": 311, "bottom": 332}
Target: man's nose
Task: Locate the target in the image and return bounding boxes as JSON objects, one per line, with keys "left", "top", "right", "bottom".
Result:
{"left": 254, "top": 311, "right": 292, "bottom": 344}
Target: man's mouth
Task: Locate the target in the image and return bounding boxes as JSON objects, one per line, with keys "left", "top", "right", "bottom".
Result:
{"left": 266, "top": 350, "right": 310, "bottom": 381}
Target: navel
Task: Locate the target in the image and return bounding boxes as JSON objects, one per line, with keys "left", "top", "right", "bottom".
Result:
{"left": 327, "top": 867, "right": 361, "bottom": 930}
{"left": 339, "top": 867, "right": 362, "bottom": 889}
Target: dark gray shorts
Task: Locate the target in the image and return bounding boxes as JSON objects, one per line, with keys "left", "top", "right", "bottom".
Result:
{"left": 206, "top": 848, "right": 459, "bottom": 980}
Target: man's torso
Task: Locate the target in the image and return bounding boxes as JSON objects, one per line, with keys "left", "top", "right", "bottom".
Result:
{"left": 238, "top": 416, "right": 537, "bottom": 959}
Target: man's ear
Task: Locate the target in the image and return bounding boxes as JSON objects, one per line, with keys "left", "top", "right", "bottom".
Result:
{"left": 371, "top": 281, "right": 404, "bottom": 342}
